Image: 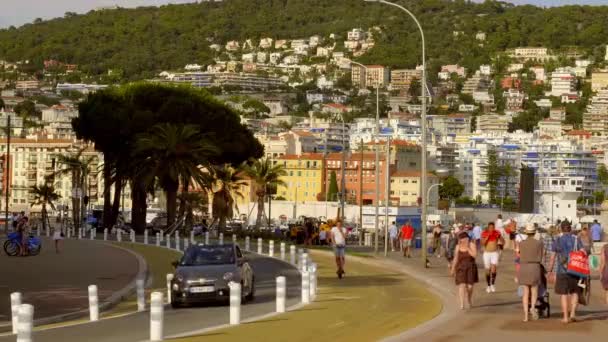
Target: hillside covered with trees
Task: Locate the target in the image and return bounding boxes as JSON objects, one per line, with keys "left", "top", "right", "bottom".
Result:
{"left": 1, "top": 0, "right": 608, "bottom": 80}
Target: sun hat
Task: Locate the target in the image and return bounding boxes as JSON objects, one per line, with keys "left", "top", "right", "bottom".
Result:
{"left": 524, "top": 223, "right": 536, "bottom": 234}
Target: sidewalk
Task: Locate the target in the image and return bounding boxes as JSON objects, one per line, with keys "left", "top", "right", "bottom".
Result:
{"left": 361, "top": 247, "right": 608, "bottom": 342}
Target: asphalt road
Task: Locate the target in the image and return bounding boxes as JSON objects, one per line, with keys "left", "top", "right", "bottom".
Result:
{"left": 0, "top": 242, "right": 301, "bottom": 342}
{"left": 0, "top": 237, "right": 139, "bottom": 326}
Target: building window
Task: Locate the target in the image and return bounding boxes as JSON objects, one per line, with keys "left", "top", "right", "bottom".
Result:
{"left": 409, "top": 162, "right": 416, "bottom": 167}
{"left": 390, "top": 179, "right": 394, "bottom": 183}
{"left": 403, "top": 180, "right": 408, "bottom": 184}
{"left": 412, "top": 180, "right": 418, "bottom": 184}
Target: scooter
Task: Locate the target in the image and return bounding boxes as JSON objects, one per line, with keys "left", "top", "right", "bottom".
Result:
{"left": 3, "top": 232, "right": 42, "bottom": 256}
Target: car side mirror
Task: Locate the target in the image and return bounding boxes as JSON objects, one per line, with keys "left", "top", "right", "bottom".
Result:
{"left": 171, "top": 260, "right": 179, "bottom": 268}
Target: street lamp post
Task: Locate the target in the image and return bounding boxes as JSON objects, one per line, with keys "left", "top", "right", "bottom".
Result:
{"left": 338, "top": 114, "right": 347, "bottom": 221}
{"left": 365, "top": 0, "right": 427, "bottom": 265}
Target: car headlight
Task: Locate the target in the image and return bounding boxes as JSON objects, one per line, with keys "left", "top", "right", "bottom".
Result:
{"left": 175, "top": 275, "right": 184, "bottom": 283}
{"left": 223, "top": 272, "right": 234, "bottom": 281}
{"left": 172, "top": 283, "right": 179, "bottom": 291}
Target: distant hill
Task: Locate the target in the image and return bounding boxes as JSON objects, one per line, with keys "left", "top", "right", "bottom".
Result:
{"left": 1, "top": 0, "right": 608, "bottom": 80}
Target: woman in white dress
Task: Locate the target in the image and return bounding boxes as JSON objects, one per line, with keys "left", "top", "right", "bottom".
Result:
{"left": 53, "top": 226, "right": 64, "bottom": 253}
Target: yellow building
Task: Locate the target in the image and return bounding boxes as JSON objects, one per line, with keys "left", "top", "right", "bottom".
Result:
{"left": 592, "top": 71, "right": 608, "bottom": 92}
{"left": 276, "top": 153, "right": 325, "bottom": 202}
{"left": 390, "top": 171, "right": 439, "bottom": 207}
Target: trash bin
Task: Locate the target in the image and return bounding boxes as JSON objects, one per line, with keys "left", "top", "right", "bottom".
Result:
{"left": 414, "top": 237, "right": 422, "bottom": 249}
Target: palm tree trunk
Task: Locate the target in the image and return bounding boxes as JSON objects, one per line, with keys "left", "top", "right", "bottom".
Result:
{"left": 256, "top": 193, "right": 265, "bottom": 229}
{"left": 41, "top": 203, "right": 47, "bottom": 233}
{"left": 72, "top": 169, "right": 80, "bottom": 230}
{"left": 131, "top": 180, "right": 147, "bottom": 234}
{"left": 178, "top": 178, "right": 189, "bottom": 232}
{"left": 166, "top": 187, "right": 178, "bottom": 227}
{"left": 103, "top": 164, "right": 113, "bottom": 229}
{"left": 110, "top": 179, "right": 122, "bottom": 227}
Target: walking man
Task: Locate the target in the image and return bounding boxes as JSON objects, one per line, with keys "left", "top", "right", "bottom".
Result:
{"left": 472, "top": 222, "right": 482, "bottom": 250}
{"left": 330, "top": 220, "right": 347, "bottom": 279}
{"left": 591, "top": 219, "right": 602, "bottom": 243}
{"left": 389, "top": 221, "right": 398, "bottom": 252}
{"left": 400, "top": 220, "right": 414, "bottom": 258}
{"left": 481, "top": 222, "right": 504, "bottom": 293}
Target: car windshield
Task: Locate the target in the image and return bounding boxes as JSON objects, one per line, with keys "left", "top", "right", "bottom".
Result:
{"left": 180, "top": 246, "right": 235, "bottom": 266}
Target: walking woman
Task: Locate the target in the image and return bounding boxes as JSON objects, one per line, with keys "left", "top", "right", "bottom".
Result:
{"left": 518, "top": 223, "right": 544, "bottom": 322}
{"left": 451, "top": 231, "right": 479, "bottom": 309}
{"left": 52, "top": 226, "right": 64, "bottom": 253}
{"left": 600, "top": 242, "right": 608, "bottom": 305}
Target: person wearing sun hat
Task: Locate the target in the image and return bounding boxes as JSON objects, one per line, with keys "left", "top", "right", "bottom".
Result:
{"left": 518, "top": 223, "right": 544, "bottom": 322}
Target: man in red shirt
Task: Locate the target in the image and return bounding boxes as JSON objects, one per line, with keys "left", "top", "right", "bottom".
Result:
{"left": 481, "top": 222, "right": 504, "bottom": 293}
{"left": 400, "top": 221, "right": 415, "bottom": 258}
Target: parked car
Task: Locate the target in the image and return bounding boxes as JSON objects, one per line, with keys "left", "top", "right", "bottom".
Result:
{"left": 170, "top": 243, "right": 255, "bottom": 307}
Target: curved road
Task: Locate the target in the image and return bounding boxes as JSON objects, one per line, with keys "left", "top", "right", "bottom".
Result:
{"left": 0, "top": 237, "right": 139, "bottom": 327}
{"left": 0, "top": 246, "right": 301, "bottom": 342}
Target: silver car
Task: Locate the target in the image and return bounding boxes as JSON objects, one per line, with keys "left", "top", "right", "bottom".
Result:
{"left": 170, "top": 243, "right": 255, "bottom": 308}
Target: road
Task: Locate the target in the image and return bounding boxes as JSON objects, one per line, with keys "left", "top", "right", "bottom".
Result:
{"left": 0, "top": 250, "right": 301, "bottom": 342}
{"left": 0, "top": 237, "right": 139, "bottom": 326}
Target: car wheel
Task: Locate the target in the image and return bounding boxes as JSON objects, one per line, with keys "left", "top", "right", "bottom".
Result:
{"left": 245, "top": 276, "right": 255, "bottom": 302}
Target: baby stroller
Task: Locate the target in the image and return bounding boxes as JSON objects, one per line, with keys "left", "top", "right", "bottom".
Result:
{"left": 532, "top": 265, "right": 551, "bottom": 318}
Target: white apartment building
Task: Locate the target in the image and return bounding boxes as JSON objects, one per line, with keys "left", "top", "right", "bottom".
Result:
{"left": 390, "top": 69, "right": 421, "bottom": 90}
{"left": 347, "top": 28, "right": 366, "bottom": 41}
{"left": 538, "top": 119, "right": 562, "bottom": 138}
{"left": 427, "top": 114, "right": 471, "bottom": 137}
{"left": 550, "top": 108, "right": 566, "bottom": 121}
{"left": 476, "top": 114, "right": 510, "bottom": 134}
{"left": 259, "top": 38, "right": 273, "bottom": 49}
{"left": 512, "top": 47, "right": 549, "bottom": 60}
{"left": 530, "top": 66, "right": 546, "bottom": 82}
{"left": 549, "top": 68, "right": 577, "bottom": 97}
{"left": 351, "top": 65, "right": 389, "bottom": 88}
{"left": 504, "top": 89, "right": 525, "bottom": 111}
{"left": 583, "top": 89, "right": 608, "bottom": 136}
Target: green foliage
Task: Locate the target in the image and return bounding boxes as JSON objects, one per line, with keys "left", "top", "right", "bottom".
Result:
{"left": 13, "top": 100, "right": 40, "bottom": 118}
{"left": 0, "top": 98, "right": 5, "bottom": 109}
{"left": 598, "top": 164, "right": 608, "bottom": 186}
{"left": 487, "top": 149, "right": 500, "bottom": 204}
{"left": 328, "top": 171, "right": 339, "bottom": 202}
{"left": 509, "top": 105, "right": 547, "bottom": 132}
{"left": 243, "top": 157, "right": 287, "bottom": 228}
{"left": 439, "top": 176, "right": 464, "bottom": 201}
{"left": 3, "top": 1, "right": 608, "bottom": 79}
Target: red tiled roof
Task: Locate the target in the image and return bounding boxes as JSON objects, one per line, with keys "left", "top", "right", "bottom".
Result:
{"left": 278, "top": 153, "right": 324, "bottom": 160}
{"left": 566, "top": 130, "right": 591, "bottom": 137}
{"left": 324, "top": 103, "right": 347, "bottom": 110}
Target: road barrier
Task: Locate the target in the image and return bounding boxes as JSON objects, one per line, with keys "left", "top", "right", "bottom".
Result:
{"left": 88, "top": 285, "right": 99, "bottom": 322}
{"left": 269, "top": 240, "right": 274, "bottom": 257}
{"left": 257, "top": 238, "right": 262, "bottom": 254}
{"left": 290, "top": 245, "right": 296, "bottom": 265}
{"left": 16, "top": 304, "right": 33, "bottom": 342}
{"left": 276, "top": 276, "right": 286, "bottom": 313}
{"left": 229, "top": 282, "right": 241, "bottom": 325}
{"left": 150, "top": 292, "right": 164, "bottom": 342}
{"left": 166, "top": 274, "right": 173, "bottom": 305}
{"left": 11, "top": 292, "right": 21, "bottom": 334}
{"left": 301, "top": 271, "right": 310, "bottom": 304}
{"left": 137, "top": 279, "right": 145, "bottom": 312}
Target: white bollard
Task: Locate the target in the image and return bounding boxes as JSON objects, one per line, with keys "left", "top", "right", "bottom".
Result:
{"left": 269, "top": 240, "right": 274, "bottom": 257}
{"left": 137, "top": 279, "right": 145, "bottom": 312}
{"left": 88, "top": 285, "right": 99, "bottom": 321}
{"left": 11, "top": 292, "right": 21, "bottom": 334}
{"left": 131, "top": 230, "right": 135, "bottom": 243}
{"left": 150, "top": 292, "right": 164, "bottom": 342}
{"left": 276, "top": 276, "right": 286, "bottom": 313}
{"left": 117, "top": 229, "right": 122, "bottom": 242}
{"left": 310, "top": 263, "right": 317, "bottom": 299}
{"left": 245, "top": 236, "right": 250, "bottom": 251}
{"left": 156, "top": 233, "right": 161, "bottom": 247}
{"left": 104, "top": 229, "right": 108, "bottom": 241}
{"left": 46, "top": 226, "right": 50, "bottom": 237}
{"left": 166, "top": 274, "right": 173, "bottom": 304}
{"left": 257, "top": 238, "right": 262, "bottom": 254}
{"left": 232, "top": 234, "right": 236, "bottom": 244}
{"left": 144, "top": 230, "right": 149, "bottom": 245}
{"left": 290, "top": 245, "right": 296, "bottom": 265}
{"left": 78, "top": 228, "right": 82, "bottom": 239}
{"left": 301, "top": 252, "right": 309, "bottom": 272}
{"left": 204, "top": 231, "right": 209, "bottom": 245}
{"left": 159, "top": 232, "right": 163, "bottom": 242}
{"left": 67, "top": 228, "right": 71, "bottom": 239}
{"left": 165, "top": 235, "right": 171, "bottom": 249}
{"left": 36, "top": 227, "right": 40, "bottom": 237}
{"left": 229, "top": 282, "right": 241, "bottom": 325}
{"left": 301, "top": 271, "right": 310, "bottom": 304}
{"left": 280, "top": 242, "right": 286, "bottom": 260}
{"left": 184, "top": 237, "right": 189, "bottom": 250}
{"left": 90, "top": 228, "right": 94, "bottom": 240}
{"left": 175, "top": 234, "right": 180, "bottom": 251}
{"left": 219, "top": 233, "right": 224, "bottom": 245}
{"left": 190, "top": 230, "right": 195, "bottom": 244}
{"left": 16, "top": 304, "right": 33, "bottom": 342}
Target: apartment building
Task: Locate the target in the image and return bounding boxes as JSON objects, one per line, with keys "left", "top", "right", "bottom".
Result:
{"left": 390, "top": 171, "right": 439, "bottom": 207}
{"left": 511, "top": 47, "right": 549, "bottom": 60}
{"left": 16, "top": 80, "right": 41, "bottom": 91}
{"left": 549, "top": 68, "right": 577, "bottom": 97}
{"left": 275, "top": 154, "right": 324, "bottom": 202}
{"left": 325, "top": 152, "right": 389, "bottom": 205}
{"left": 591, "top": 71, "right": 608, "bottom": 92}
{"left": 538, "top": 119, "right": 563, "bottom": 138}
{"left": 476, "top": 114, "right": 510, "bottom": 134}
{"left": 503, "top": 89, "right": 525, "bottom": 111}
{"left": 164, "top": 72, "right": 284, "bottom": 91}
{"left": 352, "top": 65, "right": 389, "bottom": 89}
{"left": 427, "top": 114, "right": 471, "bottom": 136}
{"left": 583, "top": 89, "right": 608, "bottom": 136}
{"left": 390, "top": 69, "right": 422, "bottom": 90}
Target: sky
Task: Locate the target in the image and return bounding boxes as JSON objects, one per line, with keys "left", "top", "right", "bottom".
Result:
{"left": 0, "top": 0, "right": 607, "bottom": 29}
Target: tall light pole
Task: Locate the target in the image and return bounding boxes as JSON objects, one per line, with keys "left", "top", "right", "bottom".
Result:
{"left": 365, "top": 0, "right": 427, "bottom": 266}
{"left": 384, "top": 137, "right": 391, "bottom": 257}
{"left": 350, "top": 60, "right": 381, "bottom": 253}
{"left": 338, "top": 113, "right": 347, "bottom": 222}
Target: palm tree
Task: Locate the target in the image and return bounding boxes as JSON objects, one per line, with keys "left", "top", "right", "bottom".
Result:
{"left": 29, "top": 184, "right": 61, "bottom": 233}
{"left": 178, "top": 191, "right": 208, "bottom": 232}
{"left": 210, "top": 165, "right": 246, "bottom": 234}
{"left": 243, "top": 158, "right": 287, "bottom": 229}
{"left": 134, "top": 123, "right": 218, "bottom": 226}
{"left": 52, "top": 148, "right": 96, "bottom": 230}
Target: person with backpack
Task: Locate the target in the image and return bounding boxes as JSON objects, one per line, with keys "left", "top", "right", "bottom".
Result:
{"left": 547, "top": 222, "right": 585, "bottom": 323}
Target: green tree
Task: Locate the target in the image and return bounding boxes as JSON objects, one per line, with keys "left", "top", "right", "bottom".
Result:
{"left": 14, "top": 100, "right": 40, "bottom": 118}
{"left": 177, "top": 192, "right": 207, "bottom": 232}
{"left": 242, "top": 99, "right": 271, "bottom": 118}
{"left": 0, "top": 98, "right": 5, "bottom": 109}
{"left": 327, "top": 171, "right": 339, "bottom": 202}
{"left": 211, "top": 165, "right": 245, "bottom": 234}
{"left": 29, "top": 184, "right": 61, "bottom": 233}
{"left": 487, "top": 149, "right": 500, "bottom": 204}
{"left": 134, "top": 123, "right": 218, "bottom": 227}
{"left": 598, "top": 164, "right": 608, "bottom": 186}
{"left": 243, "top": 158, "right": 287, "bottom": 229}
{"left": 439, "top": 176, "right": 464, "bottom": 201}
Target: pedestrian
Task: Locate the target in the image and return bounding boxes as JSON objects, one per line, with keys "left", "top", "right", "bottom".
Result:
{"left": 451, "top": 231, "right": 478, "bottom": 310}
{"left": 472, "top": 222, "right": 482, "bottom": 250}
{"left": 319, "top": 225, "right": 327, "bottom": 246}
{"left": 329, "top": 220, "right": 347, "bottom": 279}
{"left": 400, "top": 220, "right": 414, "bottom": 258}
{"left": 518, "top": 223, "right": 544, "bottom": 322}
{"left": 53, "top": 226, "right": 64, "bottom": 253}
{"left": 481, "top": 222, "right": 504, "bottom": 293}
{"left": 547, "top": 222, "right": 584, "bottom": 323}
{"left": 445, "top": 228, "right": 458, "bottom": 268}
{"left": 579, "top": 225, "right": 593, "bottom": 255}
{"left": 432, "top": 224, "right": 442, "bottom": 258}
{"left": 17, "top": 217, "right": 30, "bottom": 256}
{"left": 600, "top": 242, "right": 608, "bottom": 305}
{"left": 591, "top": 219, "right": 602, "bottom": 243}
{"left": 388, "top": 221, "right": 398, "bottom": 252}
